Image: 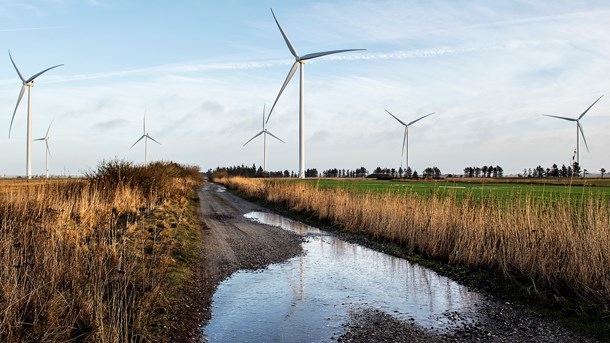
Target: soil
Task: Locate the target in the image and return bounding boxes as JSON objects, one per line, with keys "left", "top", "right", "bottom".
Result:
{"left": 185, "top": 182, "right": 602, "bottom": 342}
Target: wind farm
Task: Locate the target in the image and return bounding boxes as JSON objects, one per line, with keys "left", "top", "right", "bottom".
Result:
{"left": 2, "top": 2, "right": 610, "bottom": 343}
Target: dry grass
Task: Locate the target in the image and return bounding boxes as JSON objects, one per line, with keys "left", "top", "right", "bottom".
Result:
{"left": 220, "top": 176, "right": 610, "bottom": 308}
{"left": 0, "top": 161, "right": 203, "bottom": 342}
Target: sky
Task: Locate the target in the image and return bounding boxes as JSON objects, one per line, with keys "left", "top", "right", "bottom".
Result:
{"left": 0, "top": 0, "right": 609, "bottom": 177}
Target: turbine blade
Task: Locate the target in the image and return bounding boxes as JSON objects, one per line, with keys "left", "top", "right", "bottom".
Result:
{"left": 143, "top": 111, "right": 146, "bottom": 134}
{"left": 407, "top": 112, "right": 435, "bottom": 126}
{"left": 262, "top": 104, "right": 266, "bottom": 129}
{"left": 33, "top": 138, "right": 45, "bottom": 141}
{"left": 129, "top": 135, "right": 146, "bottom": 150}
{"left": 8, "top": 50, "right": 25, "bottom": 82}
{"left": 146, "top": 134, "right": 161, "bottom": 145}
{"left": 385, "top": 110, "right": 407, "bottom": 126}
{"left": 542, "top": 114, "right": 576, "bottom": 121}
{"left": 578, "top": 122, "right": 589, "bottom": 152}
{"left": 26, "top": 64, "right": 63, "bottom": 83}
{"left": 46, "top": 141, "right": 52, "bottom": 158}
{"left": 45, "top": 119, "right": 54, "bottom": 138}
{"left": 301, "top": 49, "right": 366, "bottom": 61}
{"left": 243, "top": 130, "right": 264, "bottom": 146}
{"left": 265, "top": 130, "right": 285, "bottom": 143}
{"left": 578, "top": 95, "right": 603, "bottom": 120}
{"left": 270, "top": 8, "right": 298, "bottom": 58}
{"left": 266, "top": 61, "right": 298, "bottom": 123}
{"left": 146, "top": 135, "right": 163, "bottom": 145}
{"left": 9, "top": 84, "right": 26, "bottom": 138}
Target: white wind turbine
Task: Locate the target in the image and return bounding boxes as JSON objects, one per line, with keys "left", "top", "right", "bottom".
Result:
{"left": 8, "top": 50, "right": 63, "bottom": 179}
{"left": 130, "top": 113, "right": 161, "bottom": 166}
{"left": 244, "top": 104, "right": 285, "bottom": 172}
{"left": 33, "top": 119, "right": 53, "bottom": 178}
{"left": 266, "top": 8, "right": 365, "bottom": 178}
{"left": 542, "top": 95, "right": 603, "bottom": 166}
{"left": 386, "top": 110, "right": 435, "bottom": 170}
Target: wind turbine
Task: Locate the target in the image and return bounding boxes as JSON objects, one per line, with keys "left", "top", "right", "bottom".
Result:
{"left": 8, "top": 50, "right": 63, "bottom": 179}
{"left": 543, "top": 95, "right": 603, "bottom": 166}
{"left": 244, "top": 104, "right": 285, "bottom": 172}
{"left": 266, "top": 8, "right": 365, "bottom": 178}
{"left": 386, "top": 110, "right": 435, "bottom": 170}
{"left": 130, "top": 112, "right": 161, "bottom": 166}
{"left": 33, "top": 119, "right": 54, "bottom": 178}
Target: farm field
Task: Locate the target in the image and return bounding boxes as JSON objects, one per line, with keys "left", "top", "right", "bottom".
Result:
{"left": 277, "top": 177, "right": 610, "bottom": 202}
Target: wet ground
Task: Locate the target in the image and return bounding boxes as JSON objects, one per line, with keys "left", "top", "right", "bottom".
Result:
{"left": 203, "top": 212, "right": 481, "bottom": 342}
{"left": 198, "top": 183, "right": 600, "bottom": 343}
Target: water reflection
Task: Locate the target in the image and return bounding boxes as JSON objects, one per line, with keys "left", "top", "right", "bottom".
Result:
{"left": 203, "top": 212, "right": 482, "bottom": 342}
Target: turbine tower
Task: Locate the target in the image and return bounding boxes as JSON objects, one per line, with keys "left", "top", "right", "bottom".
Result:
{"left": 266, "top": 8, "right": 365, "bottom": 178}
{"left": 9, "top": 50, "right": 63, "bottom": 179}
{"left": 33, "top": 119, "right": 54, "bottom": 178}
{"left": 543, "top": 95, "right": 603, "bottom": 166}
{"left": 243, "top": 104, "right": 285, "bottom": 172}
{"left": 386, "top": 110, "right": 435, "bottom": 170}
{"left": 130, "top": 112, "right": 161, "bottom": 166}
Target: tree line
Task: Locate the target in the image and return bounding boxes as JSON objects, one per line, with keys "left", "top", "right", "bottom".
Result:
{"left": 207, "top": 165, "right": 369, "bottom": 179}
{"left": 463, "top": 165, "right": 504, "bottom": 178}
{"left": 517, "top": 162, "right": 598, "bottom": 178}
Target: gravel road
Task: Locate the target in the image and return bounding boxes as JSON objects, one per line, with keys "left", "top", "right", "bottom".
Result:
{"left": 196, "top": 182, "right": 303, "bottom": 335}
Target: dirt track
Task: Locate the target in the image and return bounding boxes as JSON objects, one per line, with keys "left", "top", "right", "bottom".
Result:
{"left": 196, "top": 182, "right": 303, "bottom": 333}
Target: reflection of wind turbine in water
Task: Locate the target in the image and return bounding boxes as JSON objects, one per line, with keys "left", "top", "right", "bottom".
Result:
{"left": 243, "top": 104, "right": 285, "bottom": 172}
{"left": 33, "top": 119, "right": 54, "bottom": 178}
{"left": 8, "top": 50, "right": 63, "bottom": 179}
{"left": 266, "top": 8, "right": 365, "bottom": 178}
{"left": 386, "top": 110, "right": 434, "bottom": 170}
{"left": 286, "top": 254, "right": 305, "bottom": 321}
{"left": 542, "top": 95, "right": 603, "bottom": 166}
{"left": 130, "top": 112, "right": 161, "bottom": 166}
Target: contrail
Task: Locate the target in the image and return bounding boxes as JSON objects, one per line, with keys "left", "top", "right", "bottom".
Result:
{"left": 33, "top": 39, "right": 555, "bottom": 84}
{"left": 0, "top": 26, "right": 65, "bottom": 32}
{"left": 324, "top": 40, "right": 564, "bottom": 62}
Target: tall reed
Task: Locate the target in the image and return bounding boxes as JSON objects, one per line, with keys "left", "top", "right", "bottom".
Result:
{"left": 221, "top": 176, "right": 610, "bottom": 308}
{"left": 0, "top": 161, "right": 203, "bottom": 342}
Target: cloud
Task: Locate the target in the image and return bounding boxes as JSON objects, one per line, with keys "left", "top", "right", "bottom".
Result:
{"left": 91, "top": 118, "right": 129, "bottom": 132}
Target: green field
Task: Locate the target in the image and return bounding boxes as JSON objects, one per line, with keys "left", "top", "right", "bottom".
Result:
{"left": 277, "top": 178, "right": 610, "bottom": 202}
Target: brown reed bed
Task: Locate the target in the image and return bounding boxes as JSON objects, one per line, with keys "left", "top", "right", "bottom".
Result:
{"left": 0, "top": 160, "right": 203, "bottom": 342}
{"left": 219, "top": 176, "right": 610, "bottom": 311}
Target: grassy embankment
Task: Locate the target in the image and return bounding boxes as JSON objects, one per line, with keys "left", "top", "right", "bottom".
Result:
{"left": 219, "top": 176, "right": 610, "bottom": 338}
{"left": 0, "top": 160, "right": 203, "bottom": 342}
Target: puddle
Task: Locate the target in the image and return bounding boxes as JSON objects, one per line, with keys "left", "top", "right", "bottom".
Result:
{"left": 203, "top": 212, "right": 483, "bottom": 342}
